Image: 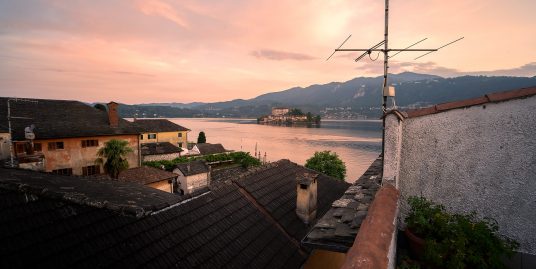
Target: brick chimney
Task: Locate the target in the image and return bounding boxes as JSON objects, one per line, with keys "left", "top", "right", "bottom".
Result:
{"left": 107, "top": 102, "right": 119, "bottom": 127}
{"left": 296, "top": 172, "right": 318, "bottom": 224}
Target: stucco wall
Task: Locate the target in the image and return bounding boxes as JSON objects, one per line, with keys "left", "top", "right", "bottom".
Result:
{"left": 0, "top": 133, "right": 11, "bottom": 160}
{"left": 37, "top": 135, "right": 139, "bottom": 175}
{"left": 395, "top": 95, "right": 536, "bottom": 254}
{"left": 173, "top": 170, "right": 209, "bottom": 195}
{"left": 140, "top": 131, "right": 188, "bottom": 147}
{"left": 147, "top": 180, "right": 172, "bottom": 193}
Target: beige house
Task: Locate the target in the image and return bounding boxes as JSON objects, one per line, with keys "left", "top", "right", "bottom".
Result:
{"left": 0, "top": 99, "right": 141, "bottom": 175}
{"left": 134, "top": 119, "right": 190, "bottom": 148}
{"left": 173, "top": 160, "right": 210, "bottom": 195}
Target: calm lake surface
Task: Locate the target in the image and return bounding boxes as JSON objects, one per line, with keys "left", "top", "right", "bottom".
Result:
{"left": 169, "top": 118, "right": 382, "bottom": 182}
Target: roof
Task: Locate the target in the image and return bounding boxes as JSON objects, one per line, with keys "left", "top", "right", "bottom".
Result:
{"left": 195, "top": 143, "right": 228, "bottom": 155}
{"left": 302, "top": 156, "right": 383, "bottom": 252}
{"left": 0, "top": 98, "right": 141, "bottom": 140}
{"left": 0, "top": 167, "right": 308, "bottom": 269}
{"left": 133, "top": 119, "right": 190, "bottom": 132}
{"left": 397, "top": 86, "right": 536, "bottom": 119}
{"left": 141, "top": 142, "right": 182, "bottom": 156}
{"left": 175, "top": 160, "right": 210, "bottom": 176}
{"left": 118, "top": 166, "right": 177, "bottom": 185}
{"left": 233, "top": 159, "right": 351, "bottom": 242}
{"left": 0, "top": 168, "right": 181, "bottom": 218}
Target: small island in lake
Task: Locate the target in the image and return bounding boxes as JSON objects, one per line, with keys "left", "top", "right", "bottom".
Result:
{"left": 257, "top": 107, "right": 321, "bottom": 126}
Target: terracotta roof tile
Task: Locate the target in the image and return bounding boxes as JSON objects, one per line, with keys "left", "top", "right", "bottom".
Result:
{"left": 402, "top": 86, "right": 536, "bottom": 118}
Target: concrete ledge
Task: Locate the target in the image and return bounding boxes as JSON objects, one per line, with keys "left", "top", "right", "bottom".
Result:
{"left": 341, "top": 184, "right": 399, "bottom": 269}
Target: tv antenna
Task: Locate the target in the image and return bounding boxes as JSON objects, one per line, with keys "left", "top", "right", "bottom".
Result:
{"left": 325, "top": 0, "right": 463, "bottom": 167}
{"left": 326, "top": 0, "right": 463, "bottom": 112}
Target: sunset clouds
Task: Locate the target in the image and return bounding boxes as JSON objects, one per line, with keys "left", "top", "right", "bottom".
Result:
{"left": 0, "top": 0, "right": 535, "bottom": 103}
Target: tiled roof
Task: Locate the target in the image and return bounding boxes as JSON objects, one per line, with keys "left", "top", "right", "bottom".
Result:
{"left": 302, "top": 156, "right": 383, "bottom": 252}
{"left": 399, "top": 86, "right": 536, "bottom": 118}
{"left": 133, "top": 119, "right": 190, "bottom": 132}
{"left": 0, "top": 168, "right": 181, "bottom": 218}
{"left": 0, "top": 167, "right": 307, "bottom": 269}
{"left": 233, "top": 159, "right": 351, "bottom": 242}
{"left": 141, "top": 142, "right": 182, "bottom": 156}
{"left": 118, "top": 166, "right": 177, "bottom": 185}
{"left": 175, "top": 160, "right": 210, "bottom": 176}
{"left": 196, "top": 143, "right": 228, "bottom": 155}
{"left": 0, "top": 98, "right": 141, "bottom": 140}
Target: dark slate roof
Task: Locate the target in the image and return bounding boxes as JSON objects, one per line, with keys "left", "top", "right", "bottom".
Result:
{"left": 141, "top": 142, "right": 182, "bottom": 156}
{"left": 301, "top": 156, "right": 383, "bottom": 252}
{"left": 232, "top": 159, "right": 351, "bottom": 242}
{"left": 196, "top": 143, "right": 228, "bottom": 155}
{"left": 0, "top": 168, "right": 181, "bottom": 218}
{"left": 0, "top": 98, "right": 141, "bottom": 140}
{"left": 118, "top": 166, "right": 177, "bottom": 185}
{"left": 175, "top": 160, "right": 210, "bottom": 176}
{"left": 133, "top": 119, "right": 190, "bottom": 132}
{"left": 0, "top": 168, "right": 307, "bottom": 269}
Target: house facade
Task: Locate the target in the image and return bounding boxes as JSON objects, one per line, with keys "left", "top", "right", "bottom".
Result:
{"left": 173, "top": 160, "right": 210, "bottom": 195}
{"left": 0, "top": 99, "right": 141, "bottom": 176}
{"left": 134, "top": 119, "right": 189, "bottom": 148}
{"left": 118, "top": 166, "right": 178, "bottom": 193}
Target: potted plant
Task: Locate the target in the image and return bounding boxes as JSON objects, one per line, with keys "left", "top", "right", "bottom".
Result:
{"left": 404, "top": 196, "right": 519, "bottom": 269}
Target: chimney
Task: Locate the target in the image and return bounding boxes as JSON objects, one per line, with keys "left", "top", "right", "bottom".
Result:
{"left": 296, "top": 172, "right": 318, "bottom": 224}
{"left": 107, "top": 102, "right": 119, "bottom": 127}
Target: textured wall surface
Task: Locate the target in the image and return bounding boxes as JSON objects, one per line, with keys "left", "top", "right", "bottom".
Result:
{"left": 397, "top": 96, "right": 536, "bottom": 254}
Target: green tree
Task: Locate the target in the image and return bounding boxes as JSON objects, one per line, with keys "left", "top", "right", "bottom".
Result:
{"left": 305, "top": 151, "right": 346, "bottom": 180}
{"left": 287, "top": 108, "right": 304, "bottom": 116}
{"left": 94, "top": 103, "right": 107, "bottom": 112}
{"left": 96, "top": 139, "right": 133, "bottom": 178}
{"left": 197, "top": 131, "right": 206, "bottom": 143}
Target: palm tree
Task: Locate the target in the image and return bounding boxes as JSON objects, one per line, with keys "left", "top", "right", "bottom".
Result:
{"left": 96, "top": 139, "right": 133, "bottom": 179}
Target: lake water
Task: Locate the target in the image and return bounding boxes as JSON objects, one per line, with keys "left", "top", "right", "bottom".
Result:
{"left": 169, "top": 118, "right": 382, "bottom": 182}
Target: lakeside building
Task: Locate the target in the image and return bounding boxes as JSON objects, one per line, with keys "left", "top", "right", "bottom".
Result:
{"left": 0, "top": 99, "right": 141, "bottom": 176}
{"left": 188, "top": 142, "right": 229, "bottom": 156}
{"left": 140, "top": 141, "right": 183, "bottom": 162}
{"left": 173, "top": 159, "right": 211, "bottom": 195}
{"left": 258, "top": 107, "right": 319, "bottom": 125}
{"left": 133, "top": 118, "right": 190, "bottom": 148}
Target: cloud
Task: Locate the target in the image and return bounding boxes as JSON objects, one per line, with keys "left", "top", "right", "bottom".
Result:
{"left": 136, "top": 0, "right": 189, "bottom": 28}
{"left": 250, "top": 49, "right": 316, "bottom": 61}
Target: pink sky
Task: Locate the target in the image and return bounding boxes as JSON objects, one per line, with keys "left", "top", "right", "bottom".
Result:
{"left": 1, "top": 0, "right": 535, "bottom": 104}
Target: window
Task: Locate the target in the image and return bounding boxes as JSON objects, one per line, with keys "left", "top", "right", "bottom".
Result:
{"left": 178, "top": 142, "right": 183, "bottom": 147}
{"left": 52, "top": 168, "right": 73, "bottom": 176}
{"left": 148, "top": 133, "right": 157, "bottom": 139}
{"left": 48, "top": 142, "right": 64, "bottom": 150}
{"left": 178, "top": 133, "right": 183, "bottom": 138}
{"left": 140, "top": 134, "right": 144, "bottom": 140}
{"left": 81, "top": 139, "right": 98, "bottom": 148}
{"left": 82, "top": 165, "right": 101, "bottom": 176}
{"left": 15, "top": 143, "right": 25, "bottom": 154}
{"left": 34, "top": 143, "right": 42, "bottom": 152}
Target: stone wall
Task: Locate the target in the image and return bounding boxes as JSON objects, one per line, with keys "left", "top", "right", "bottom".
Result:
{"left": 143, "top": 152, "right": 182, "bottom": 162}
{"left": 385, "top": 95, "right": 536, "bottom": 254}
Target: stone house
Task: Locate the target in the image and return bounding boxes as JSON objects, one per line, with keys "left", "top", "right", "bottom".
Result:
{"left": 133, "top": 119, "right": 190, "bottom": 148}
{"left": 0, "top": 98, "right": 141, "bottom": 176}
{"left": 140, "top": 142, "right": 183, "bottom": 162}
{"left": 173, "top": 160, "right": 211, "bottom": 195}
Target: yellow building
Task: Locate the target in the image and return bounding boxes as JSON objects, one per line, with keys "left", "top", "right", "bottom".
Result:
{"left": 134, "top": 119, "right": 190, "bottom": 148}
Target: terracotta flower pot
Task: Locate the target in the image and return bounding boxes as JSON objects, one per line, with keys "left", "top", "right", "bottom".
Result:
{"left": 405, "top": 228, "right": 425, "bottom": 259}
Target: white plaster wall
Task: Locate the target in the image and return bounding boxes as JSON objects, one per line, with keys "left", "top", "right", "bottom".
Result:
{"left": 383, "top": 115, "right": 403, "bottom": 187}
{"left": 173, "top": 169, "right": 209, "bottom": 195}
{"left": 397, "top": 96, "right": 536, "bottom": 254}
{"left": 0, "top": 133, "right": 11, "bottom": 160}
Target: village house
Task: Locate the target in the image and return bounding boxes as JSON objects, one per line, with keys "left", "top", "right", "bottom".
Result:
{"left": 0, "top": 125, "right": 10, "bottom": 160}
{"left": 188, "top": 142, "right": 228, "bottom": 156}
{"left": 0, "top": 158, "right": 349, "bottom": 268}
{"left": 118, "top": 166, "right": 178, "bottom": 193}
{"left": 140, "top": 141, "right": 183, "bottom": 162}
{"left": 133, "top": 118, "right": 189, "bottom": 148}
{"left": 173, "top": 160, "right": 211, "bottom": 195}
{"left": 0, "top": 99, "right": 141, "bottom": 176}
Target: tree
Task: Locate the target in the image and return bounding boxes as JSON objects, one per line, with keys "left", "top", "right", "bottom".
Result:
{"left": 197, "top": 131, "right": 206, "bottom": 143}
{"left": 305, "top": 151, "right": 346, "bottom": 180}
{"left": 96, "top": 139, "right": 133, "bottom": 179}
{"left": 94, "top": 103, "right": 107, "bottom": 112}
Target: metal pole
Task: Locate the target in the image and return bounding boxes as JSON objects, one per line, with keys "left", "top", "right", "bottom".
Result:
{"left": 381, "top": 0, "right": 389, "bottom": 164}
{"left": 7, "top": 100, "right": 14, "bottom": 167}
